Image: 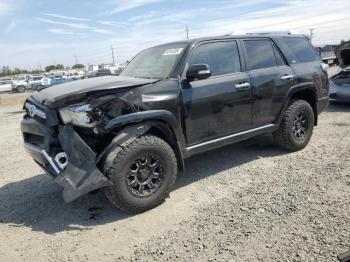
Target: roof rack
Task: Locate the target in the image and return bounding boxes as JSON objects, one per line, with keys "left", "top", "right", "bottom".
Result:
{"left": 246, "top": 31, "right": 291, "bottom": 35}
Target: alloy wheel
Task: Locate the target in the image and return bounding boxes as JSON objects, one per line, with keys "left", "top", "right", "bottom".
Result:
{"left": 126, "top": 154, "right": 164, "bottom": 198}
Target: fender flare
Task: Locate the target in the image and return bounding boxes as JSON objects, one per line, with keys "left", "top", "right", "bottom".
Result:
{"left": 275, "top": 83, "right": 318, "bottom": 125}
{"left": 101, "top": 111, "right": 186, "bottom": 172}
{"left": 105, "top": 110, "right": 186, "bottom": 147}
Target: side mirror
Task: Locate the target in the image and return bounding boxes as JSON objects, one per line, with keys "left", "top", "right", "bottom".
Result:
{"left": 186, "top": 64, "right": 211, "bottom": 81}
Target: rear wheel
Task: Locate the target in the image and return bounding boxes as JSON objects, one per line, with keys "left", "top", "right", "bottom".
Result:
{"left": 274, "top": 100, "right": 314, "bottom": 151}
{"left": 104, "top": 135, "right": 178, "bottom": 214}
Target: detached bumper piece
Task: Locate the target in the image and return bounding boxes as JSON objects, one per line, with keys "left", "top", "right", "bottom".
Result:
{"left": 56, "top": 125, "right": 111, "bottom": 202}
{"left": 21, "top": 100, "right": 111, "bottom": 202}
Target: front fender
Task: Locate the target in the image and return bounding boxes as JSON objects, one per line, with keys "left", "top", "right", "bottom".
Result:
{"left": 105, "top": 110, "right": 186, "bottom": 147}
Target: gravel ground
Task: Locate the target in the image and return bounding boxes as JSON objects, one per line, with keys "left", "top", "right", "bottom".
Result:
{"left": 0, "top": 100, "right": 349, "bottom": 261}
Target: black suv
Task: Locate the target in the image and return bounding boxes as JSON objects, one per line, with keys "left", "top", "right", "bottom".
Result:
{"left": 21, "top": 34, "right": 329, "bottom": 213}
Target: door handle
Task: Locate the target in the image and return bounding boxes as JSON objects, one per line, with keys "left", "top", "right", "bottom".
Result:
{"left": 280, "top": 74, "right": 294, "bottom": 81}
{"left": 235, "top": 82, "right": 250, "bottom": 90}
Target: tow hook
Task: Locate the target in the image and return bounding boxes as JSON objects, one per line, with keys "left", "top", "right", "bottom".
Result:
{"left": 55, "top": 152, "right": 68, "bottom": 169}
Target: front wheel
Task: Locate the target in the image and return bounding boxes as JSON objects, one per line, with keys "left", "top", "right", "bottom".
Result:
{"left": 104, "top": 135, "right": 178, "bottom": 214}
{"left": 274, "top": 100, "right": 314, "bottom": 151}
{"left": 16, "top": 86, "right": 26, "bottom": 93}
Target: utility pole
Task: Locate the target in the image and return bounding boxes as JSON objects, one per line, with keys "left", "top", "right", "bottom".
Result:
{"left": 111, "top": 46, "right": 115, "bottom": 65}
{"left": 74, "top": 53, "right": 78, "bottom": 65}
{"left": 309, "top": 28, "right": 314, "bottom": 42}
{"left": 185, "top": 24, "right": 189, "bottom": 40}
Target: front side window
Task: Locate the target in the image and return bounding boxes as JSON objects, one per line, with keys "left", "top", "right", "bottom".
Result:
{"left": 189, "top": 41, "right": 241, "bottom": 77}
{"left": 121, "top": 43, "right": 186, "bottom": 79}
{"left": 273, "top": 45, "right": 286, "bottom": 66}
{"left": 244, "top": 40, "right": 278, "bottom": 70}
{"left": 282, "top": 37, "right": 318, "bottom": 63}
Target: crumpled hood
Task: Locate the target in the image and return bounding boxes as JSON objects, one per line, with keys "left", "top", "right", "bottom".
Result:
{"left": 32, "top": 76, "right": 158, "bottom": 108}
{"left": 335, "top": 41, "right": 350, "bottom": 69}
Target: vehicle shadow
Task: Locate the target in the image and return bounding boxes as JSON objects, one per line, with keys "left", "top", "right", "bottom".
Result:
{"left": 0, "top": 135, "right": 286, "bottom": 234}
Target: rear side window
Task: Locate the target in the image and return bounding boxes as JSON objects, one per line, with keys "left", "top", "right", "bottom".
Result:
{"left": 282, "top": 37, "right": 318, "bottom": 63}
{"left": 244, "top": 40, "right": 279, "bottom": 70}
{"left": 189, "top": 41, "right": 241, "bottom": 77}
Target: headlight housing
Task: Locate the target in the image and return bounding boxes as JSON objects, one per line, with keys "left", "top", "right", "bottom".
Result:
{"left": 59, "top": 104, "right": 101, "bottom": 127}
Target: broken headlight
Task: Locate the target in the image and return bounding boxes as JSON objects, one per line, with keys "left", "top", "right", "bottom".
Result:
{"left": 59, "top": 104, "right": 102, "bottom": 127}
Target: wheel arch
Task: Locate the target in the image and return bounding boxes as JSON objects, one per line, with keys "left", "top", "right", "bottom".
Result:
{"left": 101, "top": 110, "right": 186, "bottom": 172}
{"left": 276, "top": 84, "right": 318, "bottom": 126}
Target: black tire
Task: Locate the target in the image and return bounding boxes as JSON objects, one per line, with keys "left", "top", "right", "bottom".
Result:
{"left": 104, "top": 135, "right": 178, "bottom": 214}
{"left": 274, "top": 100, "right": 314, "bottom": 151}
{"left": 16, "top": 86, "right": 26, "bottom": 93}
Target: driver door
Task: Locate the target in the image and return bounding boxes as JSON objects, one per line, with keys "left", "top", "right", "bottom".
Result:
{"left": 182, "top": 40, "right": 253, "bottom": 145}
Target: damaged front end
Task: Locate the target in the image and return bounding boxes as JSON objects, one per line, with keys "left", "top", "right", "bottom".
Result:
{"left": 21, "top": 88, "right": 147, "bottom": 202}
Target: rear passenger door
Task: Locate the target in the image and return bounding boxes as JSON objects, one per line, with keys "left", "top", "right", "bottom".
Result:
{"left": 182, "top": 40, "right": 252, "bottom": 145}
{"left": 242, "top": 39, "right": 297, "bottom": 126}
{"left": 277, "top": 37, "right": 328, "bottom": 98}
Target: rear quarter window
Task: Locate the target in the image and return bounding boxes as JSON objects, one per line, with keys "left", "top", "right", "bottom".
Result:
{"left": 282, "top": 37, "right": 319, "bottom": 63}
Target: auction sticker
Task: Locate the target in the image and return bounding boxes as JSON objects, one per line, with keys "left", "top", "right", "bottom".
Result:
{"left": 163, "top": 48, "right": 184, "bottom": 56}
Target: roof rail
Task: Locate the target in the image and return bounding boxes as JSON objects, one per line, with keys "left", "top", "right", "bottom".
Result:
{"left": 246, "top": 31, "right": 291, "bottom": 35}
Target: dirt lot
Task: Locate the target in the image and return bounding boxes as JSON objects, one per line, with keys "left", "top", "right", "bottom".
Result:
{"left": 0, "top": 98, "right": 349, "bottom": 261}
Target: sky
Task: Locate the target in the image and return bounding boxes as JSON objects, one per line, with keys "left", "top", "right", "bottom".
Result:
{"left": 0, "top": 0, "right": 350, "bottom": 69}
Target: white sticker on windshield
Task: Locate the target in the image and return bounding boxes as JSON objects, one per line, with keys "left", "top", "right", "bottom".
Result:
{"left": 163, "top": 48, "right": 184, "bottom": 56}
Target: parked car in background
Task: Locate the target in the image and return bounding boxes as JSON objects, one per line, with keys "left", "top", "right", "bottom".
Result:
{"left": 28, "top": 75, "right": 44, "bottom": 90}
{"left": 86, "top": 71, "right": 97, "bottom": 78}
{"left": 11, "top": 76, "right": 30, "bottom": 93}
{"left": 329, "top": 41, "right": 350, "bottom": 103}
{"left": 49, "top": 76, "right": 74, "bottom": 86}
{"left": 66, "top": 72, "right": 85, "bottom": 80}
{"left": 96, "top": 69, "right": 112, "bottom": 77}
{"left": 0, "top": 79, "right": 13, "bottom": 92}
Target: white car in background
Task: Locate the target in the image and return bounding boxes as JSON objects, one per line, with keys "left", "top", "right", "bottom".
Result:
{"left": 0, "top": 79, "right": 13, "bottom": 92}
{"left": 28, "top": 75, "right": 44, "bottom": 90}
{"left": 11, "top": 76, "right": 30, "bottom": 93}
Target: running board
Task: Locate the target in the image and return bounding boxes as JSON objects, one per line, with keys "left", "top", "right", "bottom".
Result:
{"left": 184, "top": 124, "right": 277, "bottom": 157}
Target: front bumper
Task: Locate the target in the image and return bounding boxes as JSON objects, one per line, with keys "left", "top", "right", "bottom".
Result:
{"left": 21, "top": 99, "right": 111, "bottom": 202}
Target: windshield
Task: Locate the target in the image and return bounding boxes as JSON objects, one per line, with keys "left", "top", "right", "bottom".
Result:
{"left": 121, "top": 43, "right": 186, "bottom": 79}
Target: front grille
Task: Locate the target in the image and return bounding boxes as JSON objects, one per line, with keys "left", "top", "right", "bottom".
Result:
{"left": 22, "top": 100, "right": 59, "bottom": 152}
{"left": 24, "top": 102, "right": 46, "bottom": 124}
